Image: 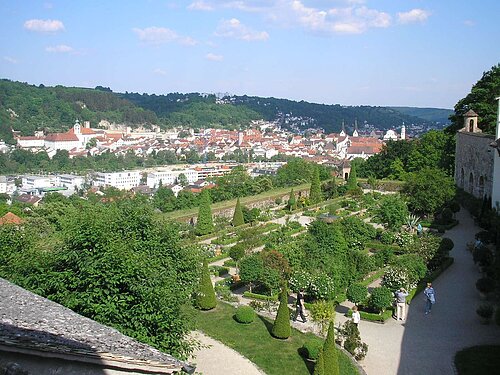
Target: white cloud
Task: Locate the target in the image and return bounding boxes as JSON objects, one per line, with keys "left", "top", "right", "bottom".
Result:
{"left": 153, "top": 68, "right": 167, "bottom": 75}
{"left": 215, "top": 18, "right": 269, "bottom": 41}
{"left": 288, "top": 1, "right": 391, "bottom": 35}
{"left": 45, "top": 44, "right": 73, "bottom": 53}
{"left": 133, "top": 27, "right": 197, "bottom": 46}
{"left": 206, "top": 52, "right": 223, "bottom": 61}
{"left": 188, "top": 1, "right": 214, "bottom": 11}
{"left": 24, "top": 19, "right": 64, "bottom": 32}
{"left": 464, "top": 20, "right": 475, "bottom": 27}
{"left": 397, "top": 9, "right": 430, "bottom": 24}
{"left": 3, "top": 56, "right": 18, "bottom": 64}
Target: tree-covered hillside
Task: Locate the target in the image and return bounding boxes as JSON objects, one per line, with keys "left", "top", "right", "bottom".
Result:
{"left": 390, "top": 107, "right": 453, "bottom": 124}
{"left": 447, "top": 64, "right": 500, "bottom": 134}
{"left": 0, "top": 80, "right": 158, "bottom": 139}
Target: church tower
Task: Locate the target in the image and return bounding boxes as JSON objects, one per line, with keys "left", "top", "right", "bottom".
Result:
{"left": 463, "top": 109, "right": 480, "bottom": 133}
{"left": 73, "top": 119, "right": 81, "bottom": 135}
{"left": 340, "top": 120, "right": 346, "bottom": 137}
{"left": 353, "top": 118, "right": 359, "bottom": 137}
{"left": 401, "top": 123, "right": 406, "bottom": 140}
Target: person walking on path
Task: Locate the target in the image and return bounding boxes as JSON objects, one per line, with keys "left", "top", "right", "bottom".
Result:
{"left": 424, "top": 282, "right": 436, "bottom": 314}
{"left": 395, "top": 287, "right": 409, "bottom": 320}
{"left": 293, "top": 289, "right": 307, "bottom": 323}
{"left": 352, "top": 305, "right": 361, "bottom": 327}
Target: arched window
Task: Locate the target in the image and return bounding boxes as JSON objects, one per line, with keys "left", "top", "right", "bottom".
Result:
{"left": 479, "top": 176, "right": 485, "bottom": 197}
{"left": 460, "top": 168, "right": 465, "bottom": 188}
{"left": 344, "top": 172, "right": 349, "bottom": 180}
{"left": 469, "top": 173, "right": 474, "bottom": 194}
{"left": 469, "top": 119, "right": 474, "bottom": 132}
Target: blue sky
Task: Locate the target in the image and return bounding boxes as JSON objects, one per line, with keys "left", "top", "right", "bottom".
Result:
{"left": 1, "top": 0, "right": 499, "bottom": 108}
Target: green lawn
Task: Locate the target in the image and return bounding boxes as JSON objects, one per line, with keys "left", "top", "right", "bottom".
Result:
{"left": 194, "top": 302, "right": 359, "bottom": 375}
{"left": 455, "top": 345, "right": 500, "bottom": 375}
{"left": 165, "top": 183, "right": 310, "bottom": 220}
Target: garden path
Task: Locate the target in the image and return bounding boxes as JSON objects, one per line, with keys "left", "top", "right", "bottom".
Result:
{"left": 189, "top": 331, "right": 265, "bottom": 375}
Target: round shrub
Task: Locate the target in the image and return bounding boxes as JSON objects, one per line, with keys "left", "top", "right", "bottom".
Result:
{"left": 440, "top": 237, "right": 454, "bottom": 253}
{"left": 302, "top": 338, "right": 324, "bottom": 360}
{"left": 368, "top": 286, "right": 393, "bottom": 313}
{"left": 346, "top": 283, "right": 368, "bottom": 306}
{"left": 476, "top": 277, "right": 495, "bottom": 294}
{"left": 379, "top": 231, "right": 395, "bottom": 245}
{"left": 448, "top": 200, "right": 460, "bottom": 213}
{"left": 441, "top": 208, "right": 453, "bottom": 224}
{"left": 234, "top": 306, "right": 256, "bottom": 324}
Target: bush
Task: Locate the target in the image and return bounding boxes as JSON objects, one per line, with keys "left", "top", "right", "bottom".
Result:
{"left": 368, "top": 286, "right": 393, "bottom": 313}
{"left": 440, "top": 238, "right": 454, "bottom": 253}
{"left": 196, "top": 260, "right": 217, "bottom": 310}
{"left": 234, "top": 306, "right": 256, "bottom": 324}
{"left": 308, "top": 300, "right": 336, "bottom": 335}
{"left": 379, "top": 231, "right": 395, "bottom": 245}
{"left": 476, "top": 278, "right": 495, "bottom": 294}
{"left": 340, "top": 321, "right": 368, "bottom": 361}
{"left": 223, "top": 259, "right": 237, "bottom": 267}
{"left": 302, "top": 338, "right": 324, "bottom": 360}
{"left": 275, "top": 197, "right": 283, "bottom": 205}
{"left": 309, "top": 273, "right": 336, "bottom": 300}
{"left": 271, "top": 288, "right": 291, "bottom": 339}
{"left": 346, "top": 283, "right": 368, "bottom": 306}
{"left": 229, "top": 243, "right": 245, "bottom": 262}
{"left": 323, "top": 322, "right": 339, "bottom": 375}
{"left": 441, "top": 207, "right": 454, "bottom": 224}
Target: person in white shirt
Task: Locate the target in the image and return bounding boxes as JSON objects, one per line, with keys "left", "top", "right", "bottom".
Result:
{"left": 352, "top": 305, "right": 361, "bottom": 326}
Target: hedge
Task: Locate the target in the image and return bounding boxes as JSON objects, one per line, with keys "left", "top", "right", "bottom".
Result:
{"left": 365, "top": 241, "right": 400, "bottom": 253}
{"left": 207, "top": 253, "right": 230, "bottom": 264}
{"left": 346, "top": 307, "right": 394, "bottom": 323}
{"left": 421, "top": 220, "right": 459, "bottom": 232}
{"left": 243, "top": 291, "right": 279, "bottom": 301}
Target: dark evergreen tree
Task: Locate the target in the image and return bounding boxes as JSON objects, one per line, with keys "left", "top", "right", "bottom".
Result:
{"left": 309, "top": 166, "right": 322, "bottom": 204}
{"left": 347, "top": 165, "right": 358, "bottom": 191}
{"left": 195, "top": 260, "right": 217, "bottom": 310}
{"left": 323, "top": 321, "right": 339, "bottom": 375}
{"left": 288, "top": 188, "right": 297, "bottom": 211}
{"left": 232, "top": 197, "right": 245, "bottom": 227}
{"left": 196, "top": 190, "right": 214, "bottom": 235}
{"left": 271, "top": 286, "right": 291, "bottom": 339}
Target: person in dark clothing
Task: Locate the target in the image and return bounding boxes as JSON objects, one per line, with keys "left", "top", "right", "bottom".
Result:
{"left": 293, "top": 289, "right": 307, "bottom": 323}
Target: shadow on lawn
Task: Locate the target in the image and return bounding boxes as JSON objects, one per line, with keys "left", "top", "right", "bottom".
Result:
{"left": 297, "top": 347, "right": 315, "bottom": 375}
{"left": 257, "top": 314, "right": 274, "bottom": 335}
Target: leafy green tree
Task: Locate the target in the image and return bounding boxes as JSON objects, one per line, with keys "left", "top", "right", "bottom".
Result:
{"left": 403, "top": 168, "right": 456, "bottom": 215}
{"left": 447, "top": 64, "right": 500, "bottom": 134}
{"left": 346, "top": 283, "right": 368, "bottom": 306}
{"left": 406, "top": 131, "right": 455, "bottom": 175}
{"left": 368, "top": 286, "right": 393, "bottom": 313}
{"left": 313, "top": 349, "right": 325, "bottom": 375}
{"left": 239, "top": 254, "right": 264, "bottom": 292}
{"left": 377, "top": 194, "right": 409, "bottom": 230}
{"left": 323, "top": 321, "right": 339, "bottom": 375}
{"left": 309, "top": 166, "right": 322, "bottom": 204}
{"left": 271, "top": 286, "right": 291, "bottom": 339}
{"left": 153, "top": 186, "right": 176, "bottom": 212}
{"left": 195, "top": 190, "right": 214, "bottom": 235}
{"left": 338, "top": 216, "right": 377, "bottom": 251}
{"left": 232, "top": 198, "right": 245, "bottom": 226}
{"left": 196, "top": 260, "right": 217, "bottom": 310}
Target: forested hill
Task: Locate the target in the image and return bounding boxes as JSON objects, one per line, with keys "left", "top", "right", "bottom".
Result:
{"left": 1, "top": 79, "right": 450, "bottom": 143}
{"left": 389, "top": 107, "right": 453, "bottom": 125}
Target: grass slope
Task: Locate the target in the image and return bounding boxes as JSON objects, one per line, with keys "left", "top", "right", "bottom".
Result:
{"left": 194, "top": 302, "right": 359, "bottom": 375}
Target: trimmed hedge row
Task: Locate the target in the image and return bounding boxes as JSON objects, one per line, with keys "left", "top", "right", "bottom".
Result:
{"left": 421, "top": 220, "right": 459, "bottom": 232}
{"left": 365, "top": 241, "right": 400, "bottom": 253}
{"left": 243, "top": 291, "right": 279, "bottom": 301}
{"left": 346, "top": 307, "right": 394, "bottom": 323}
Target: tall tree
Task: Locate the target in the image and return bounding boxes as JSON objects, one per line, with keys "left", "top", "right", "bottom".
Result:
{"left": 196, "top": 190, "right": 214, "bottom": 235}
{"left": 232, "top": 197, "right": 245, "bottom": 227}
{"left": 346, "top": 165, "right": 358, "bottom": 191}
{"left": 313, "top": 349, "right": 325, "bottom": 375}
{"left": 309, "top": 166, "right": 323, "bottom": 205}
{"left": 323, "top": 321, "right": 339, "bottom": 375}
{"left": 288, "top": 188, "right": 297, "bottom": 211}
{"left": 271, "top": 286, "right": 291, "bottom": 339}
{"left": 195, "top": 260, "right": 217, "bottom": 310}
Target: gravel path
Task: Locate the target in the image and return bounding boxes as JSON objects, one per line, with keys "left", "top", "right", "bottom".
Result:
{"left": 189, "top": 331, "right": 265, "bottom": 375}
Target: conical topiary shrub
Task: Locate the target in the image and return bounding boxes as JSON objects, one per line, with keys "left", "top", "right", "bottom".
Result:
{"left": 309, "top": 166, "right": 322, "bottom": 205}
{"left": 196, "top": 190, "right": 214, "bottom": 235}
{"left": 323, "top": 321, "right": 339, "bottom": 375}
{"left": 195, "top": 260, "right": 217, "bottom": 310}
{"left": 271, "top": 286, "right": 291, "bottom": 339}
{"left": 232, "top": 197, "right": 244, "bottom": 227}
{"left": 313, "top": 349, "right": 325, "bottom": 375}
{"left": 288, "top": 188, "right": 296, "bottom": 211}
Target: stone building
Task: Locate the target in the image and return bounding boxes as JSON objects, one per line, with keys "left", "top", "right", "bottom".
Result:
{"left": 454, "top": 109, "right": 495, "bottom": 200}
{"left": 0, "top": 278, "right": 194, "bottom": 375}
{"left": 490, "top": 98, "right": 500, "bottom": 209}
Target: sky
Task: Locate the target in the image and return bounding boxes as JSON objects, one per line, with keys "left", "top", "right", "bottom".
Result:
{"left": 0, "top": 0, "right": 499, "bottom": 109}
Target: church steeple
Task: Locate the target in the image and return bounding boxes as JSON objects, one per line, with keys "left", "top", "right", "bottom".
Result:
{"left": 340, "top": 120, "right": 346, "bottom": 137}
{"left": 353, "top": 118, "right": 359, "bottom": 137}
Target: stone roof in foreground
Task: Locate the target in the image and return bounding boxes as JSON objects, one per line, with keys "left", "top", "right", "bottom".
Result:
{"left": 0, "top": 278, "right": 191, "bottom": 374}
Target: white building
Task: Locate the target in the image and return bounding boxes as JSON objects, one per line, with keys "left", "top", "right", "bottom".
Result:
{"left": 146, "top": 169, "right": 199, "bottom": 188}
{"left": 17, "top": 136, "right": 45, "bottom": 148}
{"left": 22, "top": 176, "right": 53, "bottom": 190}
{"left": 0, "top": 176, "right": 16, "bottom": 195}
{"left": 55, "top": 174, "right": 86, "bottom": 190}
{"left": 491, "top": 98, "right": 500, "bottom": 209}
{"left": 93, "top": 171, "right": 142, "bottom": 190}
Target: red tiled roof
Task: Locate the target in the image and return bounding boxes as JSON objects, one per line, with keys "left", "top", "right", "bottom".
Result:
{"left": 69, "top": 127, "right": 96, "bottom": 135}
{"left": 0, "top": 212, "right": 24, "bottom": 225}
{"left": 45, "top": 133, "right": 79, "bottom": 142}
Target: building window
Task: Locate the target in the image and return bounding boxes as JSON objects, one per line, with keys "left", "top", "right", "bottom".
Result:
{"left": 469, "top": 119, "right": 474, "bottom": 132}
